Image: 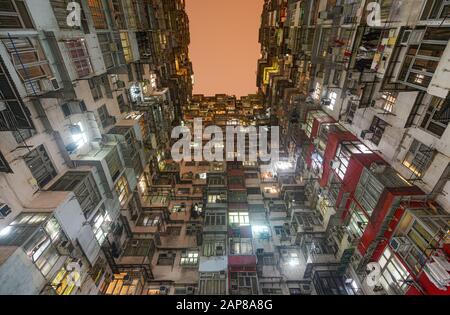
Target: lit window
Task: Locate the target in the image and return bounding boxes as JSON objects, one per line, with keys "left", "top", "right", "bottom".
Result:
{"left": 329, "top": 91, "right": 337, "bottom": 110}
{"left": 71, "top": 121, "right": 87, "bottom": 149}
{"left": 377, "top": 247, "right": 411, "bottom": 294}
{"left": 88, "top": 0, "right": 107, "bottom": 29}
{"left": 207, "top": 193, "right": 226, "bottom": 203}
{"left": 115, "top": 176, "right": 130, "bottom": 208}
{"left": 313, "top": 82, "right": 322, "bottom": 100}
{"left": 180, "top": 250, "right": 199, "bottom": 266}
{"left": 120, "top": 32, "right": 133, "bottom": 63}
{"left": 402, "top": 139, "right": 434, "bottom": 178}
{"left": 230, "top": 238, "right": 253, "bottom": 255}
{"left": 91, "top": 208, "right": 111, "bottom": 245}
{"left": 381, "top": 92, "right": 397, "bottom": 113}
{"left": 228, "top": 212, "right": 250, "bottom": 226}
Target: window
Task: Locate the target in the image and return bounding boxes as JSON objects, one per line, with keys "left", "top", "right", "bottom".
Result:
{"left": 0, "top": 150, "right": 12, "bottom": 173}
{"left": 51, "top": 261, "right": 81, "bottom": 295}
{"left": 228, "top": 212, "right": 250, "bottom": 226}
{"left": 369, "top": 116, "right": 388, "bottom": 145}
{"left": 204, "top": 212, "right": 226, "bottom": 226}
{"left": 115, "top": 176, "right": 130, "bottom": 208}
{"left": 203, "top": 238, "right": 225, "bottom": 256}
{"left": 229, "top": 272, "right": 258, "bottom": 295}
{"left": 138, "top": 214, "right": 160, "bottom": 227}
{"left": 167, "top": 226, "right": 181, "bottom": 236}
{"left": 105, "top": 148, "right": 122, "bottom": 182}
{"left": 87, "top": 0, "right": 107, "bottom": 29}
{"left": 335, "top": 141, "right": 372, "bottom": 180}
{"left": 328, "top": 91, "right": 337, "bottom": 110}
{"left": 402, "top": 139, "right": 435, "bottom": 177}
{"left": 262, "top": 288, "right": 282, "bottom": 295}
{"left": 207, "top": 192, "right": 227, "bottom": 203}
{"left": 66, "top": 39, "right": 92, "bottom": 78}
{"left": 229, "top": 238, "right": 253, "bottom": 255}
{"left": 180, "top": 250, "right": 199, "bottom": 266}
{"left": 313, "top": 82, "right": 322, "bottom": 100}
{"left": 381, "top": 92, "right": 397, "bottom": 113}
{"left": 123, "top": 0, "right": 137, "bottom": 28}
{"left": 157, "top": 252, "right": 175, "bottom": 266}
{"left": 123, "top": 239, "right": 154, "bottom": 257}
{"left": 198, "top": 272, "right": 226, "bottom": 295}
{"left": 13, "top": 128, "right": 35, "bottom": 144}
{"left": 98, "top": 104, "right": 114, "bottom": 128}
{"left": 111, "top": 0, "right": 125, "bottom": 29}
{"left": 117, "top": 94, "right": 127, "bottom": 113}
{"left": 186, "top": 224, "right": 201, "bottom": 236}
{"left": 24, "top": 145, "right": 57, "bottom": 188}
{"left": 171, "top": 203, "right": 186, "bottom": 213}
{"left": 354, "top": 169, "right": 384, "bottom": 216}
{"left": 49, "top": 171, "right": 101, "bottom": 216}
{"left": 91, "top": 208, "right": 111, "bottom": 245}
{"left": 421, "top": 1, "right": 450, "bottom": 20}
{"left": 120, "top": 32, "right": 133, "bottom": 63}
{"left": 0, "top": 58, "right": 34, "bottom": 131}
{"left": 247, "top": 187, "right": 261, "bottom": 195}
{"left": 208, "top": 176, "right": 225, "bottom": 186}
{"left": 398, "top": 28, "right": 450, "bottom": 90}
{"left": 1, "top": 37, "right": 53, "bottom": 94}
{"left": 377, "top": 247, "right": 411, "bottom": 294}
{"left": 347, "top": 202, "right": 368, "bottom": 239}
{"left": 420, "top": 96, "right": 449, "bottom": 137}
{"left": 0, "top": 0, "right": 33, "bottom": 29}
{"left": 97, "top": 33, "right": 115, "bottom": 69}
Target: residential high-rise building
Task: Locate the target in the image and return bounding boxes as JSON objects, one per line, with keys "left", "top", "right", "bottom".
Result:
{"left": 0, "top": 0, "right": 193, "bottom": 295}
{"left": 256, "top": 0, "right": 450, "bottom": 295}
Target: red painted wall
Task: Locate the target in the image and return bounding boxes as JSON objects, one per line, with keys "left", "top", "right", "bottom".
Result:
{"left": 319, "top": 132, "right": 357, "bottom": 187}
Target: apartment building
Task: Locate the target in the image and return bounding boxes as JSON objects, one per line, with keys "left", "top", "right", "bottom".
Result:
{"left": 0, "top": 0, "right": 192, "bottom": 295}
{"left": 257, "top": 0, "right": 450, "bottom": 295}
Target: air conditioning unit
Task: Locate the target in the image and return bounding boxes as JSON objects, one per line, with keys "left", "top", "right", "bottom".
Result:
{"left": 219, "top": 271, "right": 226, "bottom": 279}
{"left": 110, "top": 43, "right": 118, "bottom": 52}
{"left": 50, "top": 78, "right": 60, "bottom": 90}
{"left": 319, "top": 10, "right": 331, "bottom": 19}
{"left": 300, "top": 284, "right": 312, "bottom": 294}
{"left": 360, "top": 130, "right": 374, "bottom": 140}
{"left": 330, "top": 160, "right": 341, "bottom": 170}
{"left": 321, "top": 98, "right": 331, "bottom": 106}
{"left": 216, "top": 246, "right": 224, "bottom": 256}
{"left": 186, "top": 286, "right": 195, "bottom": 295}
{"left": 401, "top": 29, "right": 424, "bottom": 46}
{"left": 0, "top": 203, "right": 11, "bottom": 218}
{"left": 159, "top": 286, "right": 169, "bottom": 295}
{"left": 390, "top": 237, "right": 412, "bottom": 253}
{"left": 331, "top": 47, "right": 341, "bottom": 56}
{"left": 116, "top": 80, "right": 126, "bottom": 89}
{"left": 370, "top": 162, "right": 387, "bottom": 174}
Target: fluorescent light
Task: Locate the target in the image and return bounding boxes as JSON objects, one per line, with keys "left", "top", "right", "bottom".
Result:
{"left": 0, "top": 226, "right": 12, "bottom": 237}
{"left": 72, "top": 121, "right": 87, "bottom": 148}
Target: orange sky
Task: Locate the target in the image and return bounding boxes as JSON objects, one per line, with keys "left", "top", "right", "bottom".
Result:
{"left": 186, "top": 0, "right": 263, "bottom": 97}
